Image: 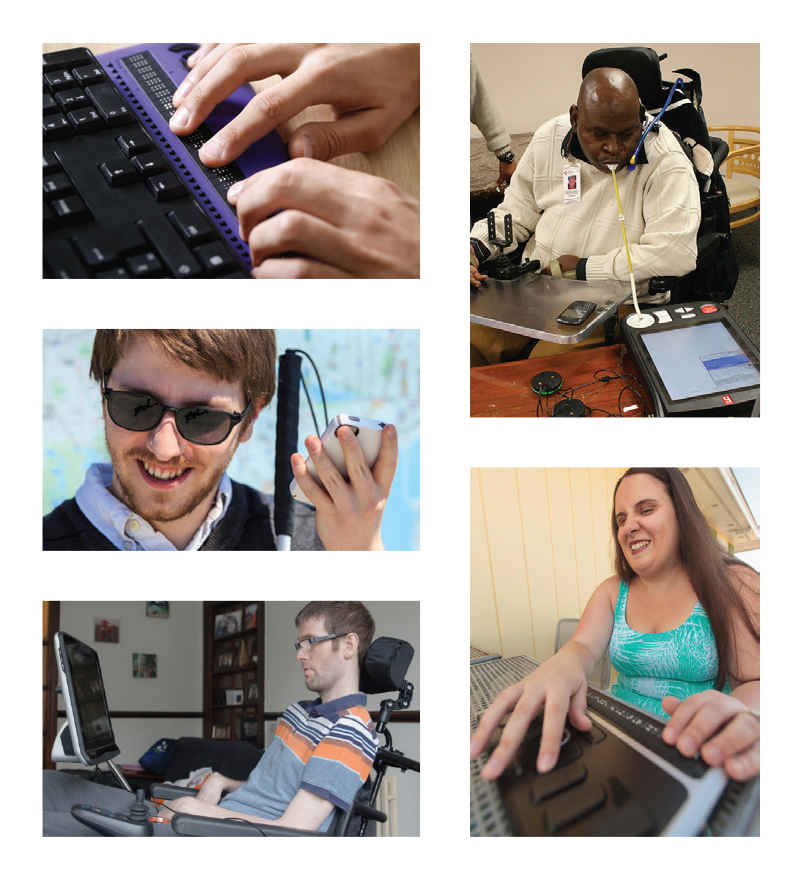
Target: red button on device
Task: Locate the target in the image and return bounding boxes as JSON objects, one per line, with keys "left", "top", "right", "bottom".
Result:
{"left": 701, "top": 305, "right": 718, "bottom": 313}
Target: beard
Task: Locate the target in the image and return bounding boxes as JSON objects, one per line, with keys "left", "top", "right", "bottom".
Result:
{"left": 105, "top": 428, "right": 236, "bottom": 527}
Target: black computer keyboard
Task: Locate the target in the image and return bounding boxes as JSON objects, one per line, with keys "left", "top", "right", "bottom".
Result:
{"left": 42, "top": 47, "right": 250, "bottom": 279}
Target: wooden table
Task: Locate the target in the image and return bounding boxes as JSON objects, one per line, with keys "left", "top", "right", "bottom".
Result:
{"left": 470, "top": 344, "right": 653, "bottom": 418}
{"left": 42, "top": 43, "right": 419, "bottom": 199}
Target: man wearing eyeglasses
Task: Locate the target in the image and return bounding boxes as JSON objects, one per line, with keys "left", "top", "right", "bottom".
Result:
{"left": 44, "top": 601, "right": 381, "bottom": 835}
{"left": 42, "top": 330, "right": 397, "bottom": 551}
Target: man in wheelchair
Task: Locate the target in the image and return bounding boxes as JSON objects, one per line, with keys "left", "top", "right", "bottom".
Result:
{"left": 469, "top": 64, "right": 701, "bottom": 365}
{"left": 44, "top": 601, "right": 409, "bottom": 837}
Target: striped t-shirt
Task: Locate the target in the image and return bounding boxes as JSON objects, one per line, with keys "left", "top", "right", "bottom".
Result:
{"left": 219, "top": 693, "right": 378, "bottom": 831}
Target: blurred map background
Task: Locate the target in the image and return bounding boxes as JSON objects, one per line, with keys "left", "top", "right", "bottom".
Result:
{"left": 43, "top": 329, "right": 420, "bottom": 551}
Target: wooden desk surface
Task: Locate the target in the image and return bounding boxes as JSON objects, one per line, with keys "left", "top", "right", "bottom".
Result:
{"left": 42, "top": 43, "right": 419, "bottom": 198}
{"left": 470, "top": 345, "right": 654, "bottom": 418}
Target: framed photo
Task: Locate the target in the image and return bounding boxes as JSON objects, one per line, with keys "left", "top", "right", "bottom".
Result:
{"left": 146, "top": 602, "right": 169, "bottom": 618}
{"left": 212, "top": 725, "right": 231, "bottom": 739}
{"left": 247, "top": 682, "right": 259, "bottom": 700}
{"left": 217, "top": 650, "right": 234, "bottom": 669}
{"left": 214, "top": 610, "right": 242, "bottom": 638}
{"left": 244, "top": 603, "right": 258, "bottom": 630}
{"left": 94, "top": 618, "right": 120, "bottom": 643}
{"left": 133, "top": 653, "right": 157, "bottom": 678}
{"left": 241, "top": 718, "right": 258, "bottom": 742}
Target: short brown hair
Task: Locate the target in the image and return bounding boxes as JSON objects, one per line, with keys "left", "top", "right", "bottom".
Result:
{"left": 90, "top": 330, "right": 277, "bottom": 409}
{"left": 295, "top": 602, "right": 376, "bottom": 666}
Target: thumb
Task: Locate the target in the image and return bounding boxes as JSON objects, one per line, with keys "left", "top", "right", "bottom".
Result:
{"left": 568, "top": 683, "right": 592, "bottom": 731}
{"left": 661, "top": 695, "right": 682, "bottom": 716}
{"left": 288, "top": 112, "right": 388, "bottom": 162}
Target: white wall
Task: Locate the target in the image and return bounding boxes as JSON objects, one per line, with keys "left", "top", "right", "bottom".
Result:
{"left": 471, "top": 43, "right": 760, "bottom": 138}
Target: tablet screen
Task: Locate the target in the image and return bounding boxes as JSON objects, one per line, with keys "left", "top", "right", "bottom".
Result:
{"left": 641, "top": 320, "right": 760, "bottom": 402}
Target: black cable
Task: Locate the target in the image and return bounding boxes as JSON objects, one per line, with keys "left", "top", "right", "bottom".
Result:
{"left": 286, "top": 349, "right": 328, "bottom": 436}
{"left": 533, "top": 368, "right": 649, "bottom": 417}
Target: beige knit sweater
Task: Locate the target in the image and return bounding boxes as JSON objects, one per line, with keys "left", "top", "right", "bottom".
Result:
{"left": 470, "top": 113, "right": 701, "bottom": 298}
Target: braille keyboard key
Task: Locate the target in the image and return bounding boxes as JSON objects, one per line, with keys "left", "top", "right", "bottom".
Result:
{"left": 137, "top": 216, "right": 203, "bottom": 278}
{"left": 544, "top": 782, "right": 607, "bottom": 834}
{"left": 148, "top": 172, "right": 186, "bottom": 202}
{"left": 530, "top": 762, "right": 588, "bottom": 805}
{"left": 86, "top": 83, "right": 134, "bottom": 125}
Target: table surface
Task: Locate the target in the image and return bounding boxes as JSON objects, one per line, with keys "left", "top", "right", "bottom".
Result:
{"left": 471, "top": 274, "right": 633, "bottom": 344}
{"left": 470, "top": 344, "right": 653, "bottom": 418}
{"left": 42, "top": 43, "right": 420, "bottom": 199}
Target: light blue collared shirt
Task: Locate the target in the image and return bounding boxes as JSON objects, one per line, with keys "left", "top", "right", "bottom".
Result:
{"left": 74, "top": 463, "right": 232, "bottom": 551}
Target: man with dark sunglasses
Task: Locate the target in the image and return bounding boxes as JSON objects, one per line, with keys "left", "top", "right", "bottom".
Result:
{"left": 43, "top": 330, "right": 397, "bottom": 551}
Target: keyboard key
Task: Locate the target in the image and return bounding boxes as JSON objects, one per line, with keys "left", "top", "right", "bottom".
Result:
{"left": 148, "top": 173, "right": 186, "bottom": 202}
{"left": 56, "top": 88, "right": 90, "bottom": 114}
{"left": 132, "top": 152, "right": 169, "bottom": 178}
{"left": 67, "top": 107, "right": 105, "bottom": 135}
{"left": 51, "top": 195, "right": 92, "bottom": 225}
{"left": 168, "top": 207, "right": 215, "bottom": 245}
{"left": 138, "top": 217, "right": 203, "bottom": 278}
{"left": 194, "top": 241, "right": 238, "bottom": 275}
{"left": 44, "top": 70, "right": 77, "bottom": 92}
{"left": 71, "top": 223, "right": 146, "bottom": 270}
{"left": 86, "top": 83, "right": 133, "bottom": 125}
{"left": 73, "top": 63, "right": 106, "bottom": 88}
{"left": 43, "top": 172, "right": 74, "bottom": 200}
{"left": 43, "top": 114, "right": 72, "bottom": 141}
{"left": 99, "top": 159, "right": 141, "bottom": 188}
{"left": 116, "top": 130, "right": 154, "bottom": 158}
{"left": 126, "top": 251, "right": 164, "bottom": 277}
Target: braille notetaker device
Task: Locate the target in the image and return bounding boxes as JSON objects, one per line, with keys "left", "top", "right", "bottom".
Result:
{"left": 620, "top": 302, "right": 760, "bottom": 417}
{"left": 470, "top": 656, "right": 737, "bottom": 837}
{"left": 43, "top": 44, "right": 288, "bottom": 278}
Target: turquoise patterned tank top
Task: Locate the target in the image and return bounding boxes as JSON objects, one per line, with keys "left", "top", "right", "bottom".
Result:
{"left": 609, "top": 579, "right": 730, "bottom": 718}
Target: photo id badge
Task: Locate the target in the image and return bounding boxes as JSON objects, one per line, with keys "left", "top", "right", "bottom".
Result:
{"left": 563, "top": 164, "right": 581, "bottom": 203}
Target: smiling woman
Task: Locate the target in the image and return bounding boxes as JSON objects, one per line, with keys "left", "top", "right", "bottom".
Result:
{"left": 470, "top": 466, "right": 760, "bottom": 785}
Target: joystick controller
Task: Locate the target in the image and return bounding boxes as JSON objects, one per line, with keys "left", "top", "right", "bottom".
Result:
{"left": 71, "top": 788, "right": 155, "bottom": 836}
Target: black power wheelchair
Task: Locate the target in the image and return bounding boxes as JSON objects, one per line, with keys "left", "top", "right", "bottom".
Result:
{"left": 52, "top": 631, "right": 419, "bottom": 837}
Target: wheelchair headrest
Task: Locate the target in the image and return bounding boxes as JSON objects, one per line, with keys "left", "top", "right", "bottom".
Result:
{"left": 359, "top": 637, "right": 414, "bottom": 695}
{"left": 582, "top": 47, "right": 666, "bottom": 110}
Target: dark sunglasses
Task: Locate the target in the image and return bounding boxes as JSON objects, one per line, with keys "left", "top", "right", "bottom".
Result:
{"left": 102, "top": 374, "right": 252, "bottom": 446}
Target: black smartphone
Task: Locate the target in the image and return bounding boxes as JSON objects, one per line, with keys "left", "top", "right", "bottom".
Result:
{"left": 556, "top": 300, "right": 596, "bottom": 325}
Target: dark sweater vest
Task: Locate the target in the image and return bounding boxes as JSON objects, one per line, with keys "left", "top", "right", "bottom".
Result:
{"left": 42, "top": 480, "right": 323, "bottom": 551}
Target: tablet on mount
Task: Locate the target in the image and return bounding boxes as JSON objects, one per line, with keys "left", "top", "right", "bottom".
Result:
{"left": 52, "top": 631, "right": 130, "bottom": 791}
{"left": 621, "top": 302, "right": 759, "bottom": 417}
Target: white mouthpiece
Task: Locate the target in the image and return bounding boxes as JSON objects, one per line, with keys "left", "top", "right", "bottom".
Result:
{"left": 606, "top": 164, "right": 619, "bottom": 171}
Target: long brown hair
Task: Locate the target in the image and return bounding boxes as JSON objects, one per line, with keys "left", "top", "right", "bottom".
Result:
{"left": 611, "top": 468, "right": 759, "bottom": 690}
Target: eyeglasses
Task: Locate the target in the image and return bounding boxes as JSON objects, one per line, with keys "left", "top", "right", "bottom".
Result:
{"left": 102, "top": 374, "right": 252, "bottom": 446}
{"left": 295, "top": 633, "right": 348, "bottom": 653}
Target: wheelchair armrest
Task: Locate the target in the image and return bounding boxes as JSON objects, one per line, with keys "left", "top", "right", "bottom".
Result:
{"left": 150, "top": 784, "right": 198, "bottom": 801}
{"left": 171, "top": 814, "right": 331, "bottom": 837}
{"left": 710, "top": 136, "right": 729, "bottom": 168}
